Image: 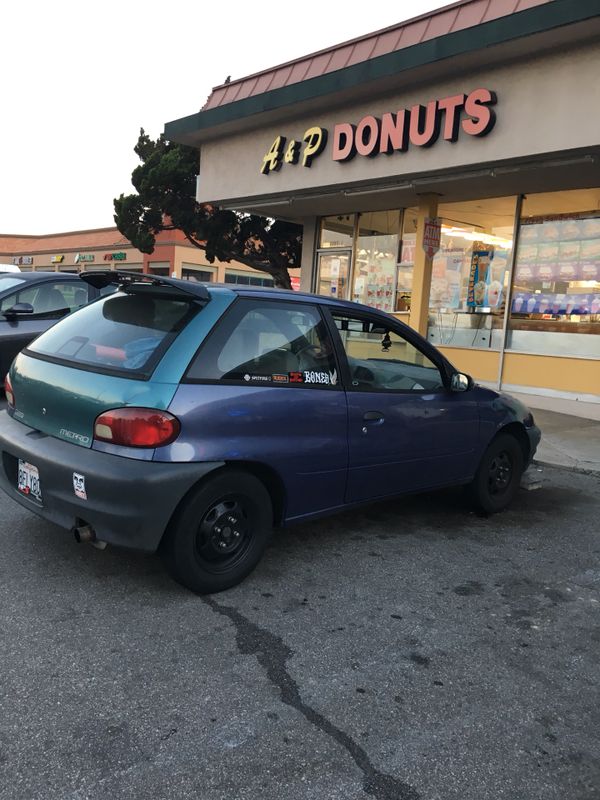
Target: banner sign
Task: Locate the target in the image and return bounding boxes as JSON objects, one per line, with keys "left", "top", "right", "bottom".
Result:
{"left": 423, "top": 217, "right": 442, "bottom": 258}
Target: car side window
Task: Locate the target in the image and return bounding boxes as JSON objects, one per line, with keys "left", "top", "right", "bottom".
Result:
{"left": 0, "top": 282, "right": 89, "bottom": 317}
{"left": 331, "top": 312, "right": 444, "bottom": 392}
{"left": 186, "top": 299, "right": 339, "bottom": 387}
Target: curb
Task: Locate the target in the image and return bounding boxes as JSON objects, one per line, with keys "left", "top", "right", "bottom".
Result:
{"left": 532, "top": 458, "right": 600, "bottom": 478}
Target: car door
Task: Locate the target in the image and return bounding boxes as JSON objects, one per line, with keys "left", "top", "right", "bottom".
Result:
{"left": 325, "top": 308, "right": 480, "bottom": 503}
{"left": 0, "top": 279, "right": 92, "bottom": 378}
{"left": 176, "top": 297, "right": 348, "bottom": 522}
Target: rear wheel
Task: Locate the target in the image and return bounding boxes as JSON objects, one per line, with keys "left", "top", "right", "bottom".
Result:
{"left": 469, "top": 433, "right": 524, "bottom": 514}
{"left": 160, "top": 470, "right": 272, "bottom": 594}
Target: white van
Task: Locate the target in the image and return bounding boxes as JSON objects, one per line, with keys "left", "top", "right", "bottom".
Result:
{"left": 0, "top": 263, "right": 21, "bottom": 273}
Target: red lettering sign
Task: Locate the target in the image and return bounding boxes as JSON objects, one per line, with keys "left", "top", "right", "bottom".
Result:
{"left": 423, "top": 217, "right": 442, "bottom": 258}
{"left": 265, "top": 88, "right": 497, "bottom": 173}
{"left": 333, "top": 89, "right": 496, "bottom": 162}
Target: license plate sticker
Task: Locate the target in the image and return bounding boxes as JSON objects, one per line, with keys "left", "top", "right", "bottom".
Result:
{"left": 17, "top": 460, "right": 42, "bottom": 503}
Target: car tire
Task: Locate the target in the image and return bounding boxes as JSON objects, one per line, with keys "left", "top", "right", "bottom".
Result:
{"left": 160, "top": 470, "right": 273, "bottom": 594}
{"left": 468, "top": 433, "right": 524, "bottom": 514}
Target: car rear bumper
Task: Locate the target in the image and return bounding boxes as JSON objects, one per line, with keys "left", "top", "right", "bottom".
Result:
{"left": 0, "top": 411, "right": 223, "bottom": 552}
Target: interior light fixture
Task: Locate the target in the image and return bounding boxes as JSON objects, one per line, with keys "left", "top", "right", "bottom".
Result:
{"left": 441, "top": 224, "right": 513, "bottom": 249}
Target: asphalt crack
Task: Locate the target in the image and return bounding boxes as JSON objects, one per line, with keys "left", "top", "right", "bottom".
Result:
{"left": 204, "top": 597, "right": 419, "bottom": 800}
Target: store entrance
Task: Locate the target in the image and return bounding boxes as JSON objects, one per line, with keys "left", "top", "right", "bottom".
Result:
{"left": 316, "top": 250, "right": 352, "bottom": 301}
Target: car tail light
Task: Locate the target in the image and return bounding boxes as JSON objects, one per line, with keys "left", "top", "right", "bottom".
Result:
{"left": 93, "top": 407, "right": 180, "bottom": 448}
{"left": 4, "top": 374, "right": 14, "bottom": 408}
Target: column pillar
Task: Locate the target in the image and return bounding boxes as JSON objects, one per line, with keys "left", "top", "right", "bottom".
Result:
{"left": 299, "top": 217, "right": 318, "bottom": 292}
{"left": 408, "top": 194, "right": 439, "bottom": 336}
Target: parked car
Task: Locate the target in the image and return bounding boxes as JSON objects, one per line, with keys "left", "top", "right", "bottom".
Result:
{"left": 0, "top": 271, "right": 105, "bottom": 382}
{"left": 0, "top": 271, "right": 540, "bottom": 594}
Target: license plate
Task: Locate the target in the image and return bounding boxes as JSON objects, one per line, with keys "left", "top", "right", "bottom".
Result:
{"left": 17, "top": 460, "right": 43, "bottom": 503}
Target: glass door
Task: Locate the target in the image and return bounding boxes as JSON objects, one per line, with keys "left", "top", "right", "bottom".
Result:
{"left": 316, "top": 251, "right": 352, "bottom": 300}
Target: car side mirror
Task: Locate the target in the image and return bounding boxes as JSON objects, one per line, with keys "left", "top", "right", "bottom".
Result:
{"left": 451, "top": 372, "right": 472, "bottom": 392}
{"left": 3, "top": 302, "right": 34, "bottom": 318}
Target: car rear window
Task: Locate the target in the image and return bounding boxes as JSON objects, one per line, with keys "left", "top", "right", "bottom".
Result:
{"left": 27, "top": 290, "right": 199, "bottom": 377}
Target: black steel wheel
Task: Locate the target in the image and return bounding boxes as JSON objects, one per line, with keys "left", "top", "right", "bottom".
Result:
{"left": 160, "top": 470, "right": 272, "bottom": 594}
{"left": 468, "top": 433, "right": 524, "bottom": 514}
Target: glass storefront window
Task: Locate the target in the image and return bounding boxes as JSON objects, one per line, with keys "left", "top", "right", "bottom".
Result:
{"left": 426, "top": 196, "right": 517, "bottom": 349}
{"left": 507, "top": 189, "right": 600, "bottom": 358}
{"left": 319, "top": 215, "right": 355, "bottom": 248}
{"left": 396, "top": 207, "right": 417, "bottom": 312}
{"left": 351, "top": 210, "right": 401, "bottom": 313}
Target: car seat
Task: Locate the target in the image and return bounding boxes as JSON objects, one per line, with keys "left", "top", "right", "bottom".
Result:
{"left": 72, "top": 287, "right": 88, "bottom": 308}
{"left": 218, "top": 326, "right": 261, "bottom": 373}
{"left": 36, "top": 287, "right": 68, "bottom": 313}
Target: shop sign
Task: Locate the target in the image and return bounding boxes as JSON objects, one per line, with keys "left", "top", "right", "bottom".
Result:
{"left": 260, "top": 88, "right": 497, "bottom": 175}
{"left": 74, "top": 253, "right": 95, "bottom": 264}
{"left": 423, "top": 217, "right": 442, "bottom": 258}
{"left": 12, "top": 256, "right": 33, "bottom": 266}
{"left": 103, "top": 252, "right": 127, "bottom": 261}
{"left": 51, "top": 255, "right": 64, "bottom": 263}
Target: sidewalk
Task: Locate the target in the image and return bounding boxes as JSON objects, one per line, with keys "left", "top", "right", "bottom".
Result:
{"left": 511, "top": 394, "right": 600, "bottom": 476}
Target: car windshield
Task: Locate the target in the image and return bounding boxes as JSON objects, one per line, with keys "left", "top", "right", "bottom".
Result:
{"left": 0, "top": 277, "right": 25, "bottom": 293}
{"left": 27, "top": 290, "right": 199, "bottom": 377}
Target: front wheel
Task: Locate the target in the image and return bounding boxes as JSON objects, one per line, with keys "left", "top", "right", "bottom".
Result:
{"left": 160, "top": 470, "right": 273, "bottom": 594}
{"left": 468, "top": 433, "right": 524, "bottom": 514}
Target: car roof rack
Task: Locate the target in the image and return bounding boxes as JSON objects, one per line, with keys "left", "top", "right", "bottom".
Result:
{"left": 80, "top": 270, "right": 210, "bottom": 302}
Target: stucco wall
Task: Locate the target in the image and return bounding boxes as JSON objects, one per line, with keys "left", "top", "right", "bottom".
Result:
{"left": 197, "top": 42, "right": 600, "bottom": 204}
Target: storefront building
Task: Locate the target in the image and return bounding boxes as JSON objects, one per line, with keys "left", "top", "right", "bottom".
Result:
{"left": 0, "top": 227, "right": 284, "bottom": 286}
{"left": 165, "top": 0, "right": 600, "bottom": 403}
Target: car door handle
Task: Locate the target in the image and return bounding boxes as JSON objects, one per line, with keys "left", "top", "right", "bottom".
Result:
{"left": 363, "top": 411, "right": 384, "bottom": 422}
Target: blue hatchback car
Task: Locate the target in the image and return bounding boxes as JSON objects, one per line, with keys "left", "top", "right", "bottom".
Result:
{"left": 0, "top": 271, "right": 540, "bottom": 593}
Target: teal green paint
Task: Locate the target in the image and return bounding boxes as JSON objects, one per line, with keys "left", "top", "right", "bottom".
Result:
{"left": 11, "top": 356, "right": 179, "bottom": 447}
{"left": 9, "top": 287, "right": 237, "bottom": 446}
{"left": 165, "top": 0, "right": 598, "bottom": 141}
{"left": 151, "top": 287, "right": 236, "bottom": 383}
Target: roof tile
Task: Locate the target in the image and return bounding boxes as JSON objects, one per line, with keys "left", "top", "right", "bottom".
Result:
{"left": 369, "top": 28, "right": 405, "bottom": 59}
{"left": 288, "top": 59, "right": 312, "bottom": 85}
{"left": 423, "top": 8, "right": 460, "bottom": 40}
{"left": 268, "top": 65, "right": 294, "bottom": 91}
{"left": 396, "top": 18, "right": 431, "bottom": 48}
{"left": 303, "top": 52, "right": 335, "bottom": 80}
{"left": 453, "top": 0, "right": 490, "bottom": 29}
{"left": 327, "top": 44, "right": 355, "bottom": 72}
{"left": 234, "top": 76, "right": 260, "bottom": 101}
{"left": 345, "top": 38, "right": 378, "bottom": 67}
{"left": 0, "top": 228, "right": 130, "bottom": 255}
{"left": 201, "top": 0, "right": 555, "bottom": 111}
{"left": 483, "top": 0, "right": 519, "bottom": 20}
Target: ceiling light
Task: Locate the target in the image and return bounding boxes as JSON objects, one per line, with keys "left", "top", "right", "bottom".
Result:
{"left": 441, "top": 225, "right": 513, "bottom": 248}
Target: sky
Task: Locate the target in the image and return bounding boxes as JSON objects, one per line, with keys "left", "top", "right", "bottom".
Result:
{"left": 2, "top": 0, "right": 450, "bottom": 235}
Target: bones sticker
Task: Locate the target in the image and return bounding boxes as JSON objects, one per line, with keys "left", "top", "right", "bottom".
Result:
{"left": 303, "top": 370, "right": 331, "bottom": 385}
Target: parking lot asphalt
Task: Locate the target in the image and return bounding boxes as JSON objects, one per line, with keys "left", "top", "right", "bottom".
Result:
{"left": 0, "top": 410, "right": 599, "bottom": 800}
